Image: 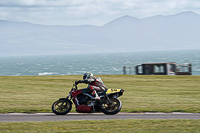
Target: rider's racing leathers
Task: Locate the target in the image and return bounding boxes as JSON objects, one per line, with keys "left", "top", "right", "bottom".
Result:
{"left": 76, "top": 76, "right": 107, "bottom": 99}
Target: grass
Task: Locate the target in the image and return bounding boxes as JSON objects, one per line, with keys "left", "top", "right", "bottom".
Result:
{"left": 0, "top": 75, "right": 200, "bottom": 113}
{"left": 1, "top": 75, "right": 200, "bottom": 133}
{"left": 1, "top": 119, "right": 200, "bottom": 133}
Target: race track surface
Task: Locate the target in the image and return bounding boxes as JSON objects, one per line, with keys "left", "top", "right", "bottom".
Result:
{"left": 1, "top": 112, "right": 200, "bottom": 122}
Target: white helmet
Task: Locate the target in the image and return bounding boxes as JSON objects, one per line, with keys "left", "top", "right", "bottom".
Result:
{"left": 83, "top": 72, "right": 93, "bottom": 80}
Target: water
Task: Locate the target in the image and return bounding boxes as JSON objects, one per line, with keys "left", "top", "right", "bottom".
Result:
{"left": 0, "top": 49, "right": 200, "bottom": 76}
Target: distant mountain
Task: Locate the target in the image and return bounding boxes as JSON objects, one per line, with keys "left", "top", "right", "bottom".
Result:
{"left": 1, "top": 11, "right": 200, "bottom": 56}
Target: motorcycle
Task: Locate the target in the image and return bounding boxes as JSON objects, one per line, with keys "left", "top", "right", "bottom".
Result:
{"left": 52, "top": 83, "right": 124, "bottom": 115}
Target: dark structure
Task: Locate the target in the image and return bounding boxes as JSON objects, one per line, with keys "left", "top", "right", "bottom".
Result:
{"left": 123, "top": 62, "right": 192, "bottom": 75}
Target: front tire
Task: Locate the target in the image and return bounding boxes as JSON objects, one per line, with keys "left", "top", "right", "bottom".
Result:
{"left": 101, "top": 98, "right": 122, "bottom": 115}
{"left": 52, "top": 99, "right": 72, "bottom": 115}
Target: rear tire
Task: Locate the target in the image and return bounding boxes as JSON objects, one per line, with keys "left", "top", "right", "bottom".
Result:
{"left": 101, "top": 98, "right": 122, "bottom": 115}
{"left": 52, "top": 99, "right": 72, "bottom": 115}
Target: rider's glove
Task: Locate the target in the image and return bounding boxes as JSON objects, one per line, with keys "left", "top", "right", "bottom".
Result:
{"left": 75, "top": 80, "right": 79, "bottom": 85}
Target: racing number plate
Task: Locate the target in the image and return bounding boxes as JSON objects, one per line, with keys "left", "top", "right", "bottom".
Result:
{"left": 106, "top": 89, "right": 122, "bottom": 94}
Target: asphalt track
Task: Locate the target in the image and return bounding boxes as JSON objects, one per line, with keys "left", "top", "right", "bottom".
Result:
{"left": 0, "top": 112, "right": 200, "bottom": 122}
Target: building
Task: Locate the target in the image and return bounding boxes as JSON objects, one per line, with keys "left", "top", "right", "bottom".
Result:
{"left": 123, "top": 62, "right": 192, "bottom": 75}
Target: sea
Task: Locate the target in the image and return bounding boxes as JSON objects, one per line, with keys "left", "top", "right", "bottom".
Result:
{"left": 0, "top": 49, "right": 200, "bottom": 76}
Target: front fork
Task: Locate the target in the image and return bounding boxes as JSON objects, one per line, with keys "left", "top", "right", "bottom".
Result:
{"left": 59, "top": 94, "right": 71, "bottom": 107}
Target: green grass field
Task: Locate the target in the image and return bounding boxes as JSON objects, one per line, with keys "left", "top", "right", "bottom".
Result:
{"left": 1, "top": 75, "right": 200, "bottom": 133}
{"left": 0, "top": 75, "right": 200, "bottom": 113}
{"left": 1, "top": 119, "right": 200, "bottom": 133}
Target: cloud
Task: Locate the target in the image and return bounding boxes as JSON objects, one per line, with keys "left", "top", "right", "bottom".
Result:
{"left": 1, "top": 0, "right": 200, "bottom": 26}
{"left": 0, "top": 0, "right": 84, "bottom": 7}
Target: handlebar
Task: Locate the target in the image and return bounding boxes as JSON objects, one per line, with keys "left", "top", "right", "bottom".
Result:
{"left": 73, "top": 83, "right": 78, "bottom": 90}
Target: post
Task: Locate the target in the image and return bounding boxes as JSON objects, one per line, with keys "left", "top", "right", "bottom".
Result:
{"left": 123, "top": 66, "right": 126, "bottom": 74}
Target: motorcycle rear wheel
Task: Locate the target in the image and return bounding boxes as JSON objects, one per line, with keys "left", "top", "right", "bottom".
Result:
{"left": 52, "top": 99, "right": 72, "bottom": 115}
{"left": 101, "top": 98, "right": 122, "bottom": 115}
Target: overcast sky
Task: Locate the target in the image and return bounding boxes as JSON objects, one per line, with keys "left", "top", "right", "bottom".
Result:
{"left": 0, "top": 0, "right": 200, "bottom": 26}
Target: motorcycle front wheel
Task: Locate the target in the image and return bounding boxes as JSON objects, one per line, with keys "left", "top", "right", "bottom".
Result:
{"left": 52, "top": 99, "right": 72, "bottom": 115}
{"left": 101, "top": 98, "right": 122, "bottom": 115}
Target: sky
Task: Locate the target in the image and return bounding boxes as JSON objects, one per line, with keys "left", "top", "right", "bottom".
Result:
{"left": 1, "top": 0, "right": 200, "bottom": 26}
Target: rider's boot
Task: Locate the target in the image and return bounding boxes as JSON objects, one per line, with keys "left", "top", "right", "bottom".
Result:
{"left": 91, "top": 90, "right": 100, "bottom": 100}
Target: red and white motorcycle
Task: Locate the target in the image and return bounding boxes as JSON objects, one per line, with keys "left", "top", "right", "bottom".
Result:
{"left": 52, "top": 83, "right": 124, "bottom": 115}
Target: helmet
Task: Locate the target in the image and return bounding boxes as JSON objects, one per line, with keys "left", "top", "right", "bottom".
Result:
{"left": 83, "top": 72, "right": 93, "bottom": 80}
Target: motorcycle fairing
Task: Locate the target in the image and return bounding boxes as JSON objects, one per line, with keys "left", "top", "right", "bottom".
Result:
{"left": 105, "top": 89, "right": 124, "bottom": 99}
{"left": 106, "top": 89, "right": 124, "bottom": 94}
{"left": 71, "top": 90, "right": 82, "bottom": 97}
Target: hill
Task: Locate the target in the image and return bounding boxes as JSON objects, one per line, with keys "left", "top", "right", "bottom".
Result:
{"left": 1, "top": 11, "right": 200, "bottom": 56}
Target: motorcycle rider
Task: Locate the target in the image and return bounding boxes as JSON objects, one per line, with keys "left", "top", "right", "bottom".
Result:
{"left": 75, "top": 72, "right": 107, "bottom": 100}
